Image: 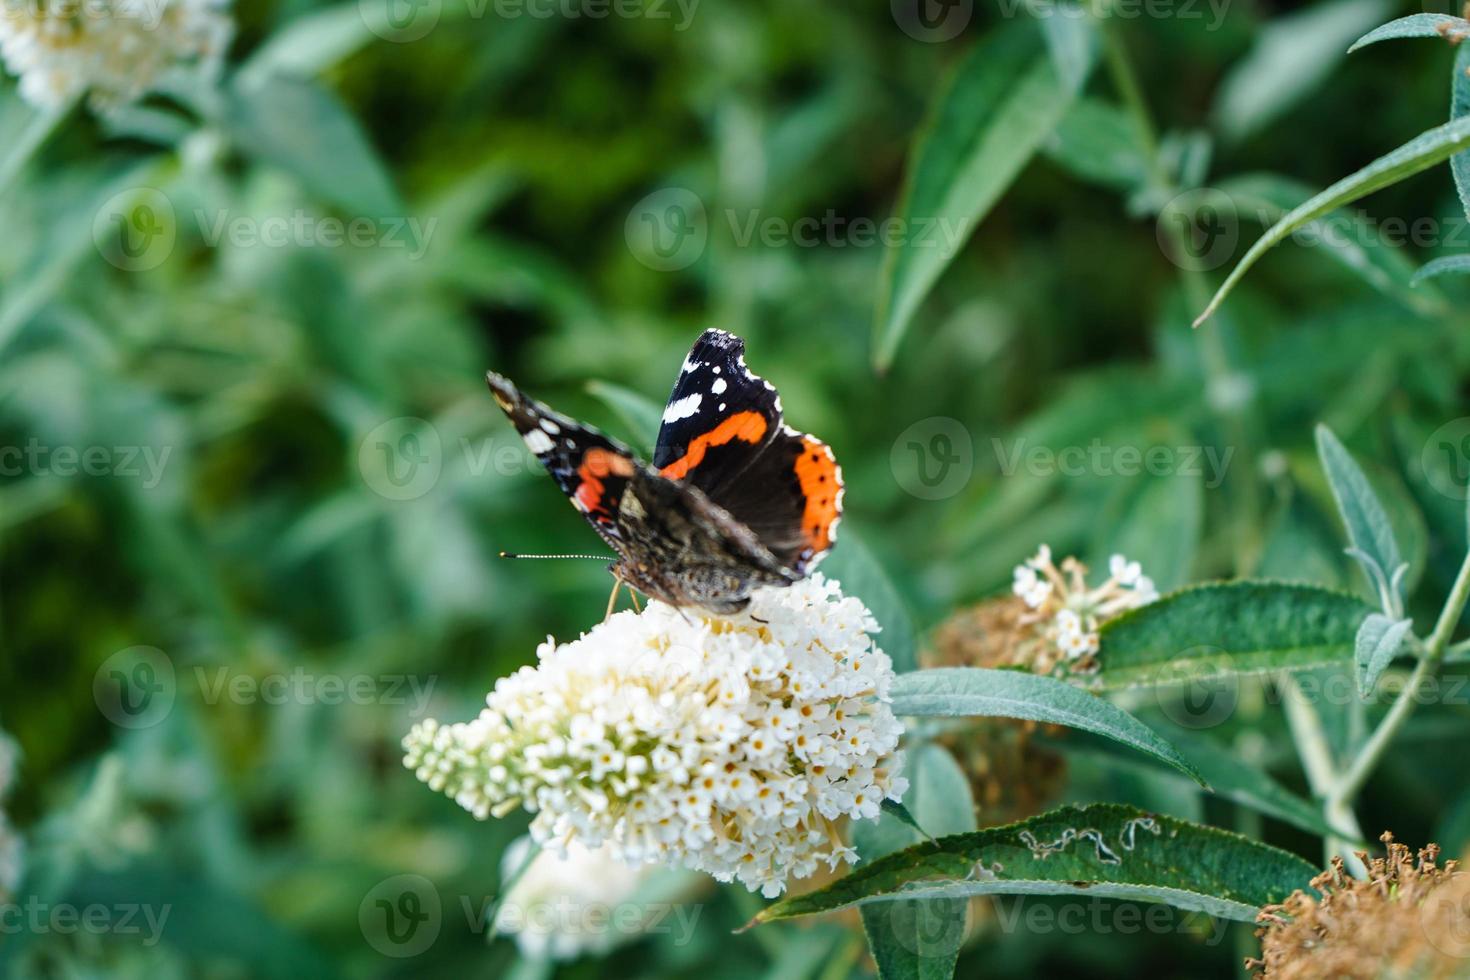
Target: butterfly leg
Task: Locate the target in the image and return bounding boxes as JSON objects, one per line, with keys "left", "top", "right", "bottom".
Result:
{"left": 604, "top": 578, "right": 623, "bottom": 621}
{"left": 629, "top": 591, "right": 642, "bottom": 613}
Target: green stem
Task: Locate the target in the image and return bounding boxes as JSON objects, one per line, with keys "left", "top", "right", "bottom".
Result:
{"left": 1097, "top": 18, "right": 1160, "bottom": 165}
{"left": 1328, "top": 548, "right": 1470, "bottom": 809}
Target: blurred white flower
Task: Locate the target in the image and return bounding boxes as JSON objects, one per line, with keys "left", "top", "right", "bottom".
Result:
{"left": 403, "top": 574, "right": 907, "bottom": 897}
{"left": 493, "top": 836, "right": 703, "bottom": 961}
{"left": 0, "top": 0, "right": 232, "bottom": 113}
{"left": 1011, "top": 546, "right": 1158, "bottom": 674}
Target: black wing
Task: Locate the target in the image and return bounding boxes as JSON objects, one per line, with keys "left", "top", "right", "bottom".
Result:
{"left": 652, "top": 329, "right": 843, "bottom": 575}
{"left": 486, "top": 371, "right": 638, "bottom": 551}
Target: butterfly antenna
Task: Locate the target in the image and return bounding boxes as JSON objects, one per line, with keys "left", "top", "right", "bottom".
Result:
{"left": 499, "top": 552, "right": 615, "bottom": 561}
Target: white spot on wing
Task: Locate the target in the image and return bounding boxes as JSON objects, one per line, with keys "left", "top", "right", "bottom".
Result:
{"left": 540, "top": 418, "right": 560, "bottom": 434}
{"left": 682, "top": 358, "right": 703, "bottom": 374}
{"left": 523, "top": 428, "right": 555, "bottom": 454}
{"left": 663, "top": 393, "right": 703, "bottom": 423}
{"left": 711, "top": 377, "right": 727, "bottom": 395}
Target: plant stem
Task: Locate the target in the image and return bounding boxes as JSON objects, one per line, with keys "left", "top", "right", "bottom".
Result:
{"left": 1328, "top": 548, "right": 1470, "bottom": 809}
{"left": 1279, "top": 674, "right": 1367, "bottom": 874}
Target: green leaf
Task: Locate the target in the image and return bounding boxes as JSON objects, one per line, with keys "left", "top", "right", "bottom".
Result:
{"left": 1354, "top": 612, "right": 1414, "bottom": 696}
{"left": 224, "top": 73, "right": 401, "bottom": 216}
{"left": 821, "top": 528, "right": 920, "bottom": 674}
{"left": 1212, "top": 0, "right": 1392, "bottom": 142}
{"left": 1042, "top": 98, "right": 1151, "bottom": 193}
{"left": 889, "top": 668, "right": 1206, "bottom": 786}
{"left": 1050, "top": 730, "right": 1345, "bottom": 841}
{"left": 1215, "top": 172, "right": 1445, "bottom": 315}
{"left": 873, "top": 18, "right": 1095, "bottom": 371}
{"left": 751, "top": 804, "right": 1317, "bottom": 926}
{"left": 1194, "top": 112, "right": 1470, "bottom": 326}
{"left": 1315, "top": 424, "right": 1407, "bottom": 607}
{"left": 1452, "top": 41, "right": 1470, "bottom": 221}
{"left": 1096, "top": 582, "right": 1374, "bottom": 688}
{"left": 1411, "top": 254, "right": 1470, "bottom": 283}
{"left": 1348, "top": 13, "right": 1467, "bottom": 52}
{"left": 855, "top": 745, "right": 976, "bottom": 980}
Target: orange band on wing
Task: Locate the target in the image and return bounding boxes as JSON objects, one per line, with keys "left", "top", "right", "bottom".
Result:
{"left": 659, "top": 411, "right": 769, "bottom": 481}
{"left": 574, "top": 447, "right": 634, "bottom": 515}
{"left": 794, "top": 437, "right": 841, "bottom": 554}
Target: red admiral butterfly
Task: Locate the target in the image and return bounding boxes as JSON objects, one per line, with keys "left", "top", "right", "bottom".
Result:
{"left": 487, "top": 329, "right": 843, "bottom": 614}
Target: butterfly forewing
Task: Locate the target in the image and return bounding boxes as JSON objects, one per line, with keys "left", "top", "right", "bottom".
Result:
{"left": 653, "top": 329, "right": 843, "bottom": 575}
{"left": 486, "top": 371, "right": 637, "bottom": 549}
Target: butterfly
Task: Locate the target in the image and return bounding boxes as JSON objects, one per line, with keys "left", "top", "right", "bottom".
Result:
{"left": 487, "top": 329, "right": 843, "bottom": 614}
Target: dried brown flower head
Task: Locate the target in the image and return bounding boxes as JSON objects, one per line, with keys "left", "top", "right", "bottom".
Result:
{"left": 1249, "top": 833, "right": 1470, "bottom": 979}
{"left": 923, "top": 598, "right": 1068, "bottom": 827}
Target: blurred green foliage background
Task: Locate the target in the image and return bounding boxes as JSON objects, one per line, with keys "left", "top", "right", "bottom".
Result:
{"left": 3, "top": 0, "right": 1470, "bottom": 975}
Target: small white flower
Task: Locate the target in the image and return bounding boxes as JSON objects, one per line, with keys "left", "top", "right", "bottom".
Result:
{"left": 1008, "top": 546, "right": 1159, "bottom": 675}
{"left": 492, "top": 836, "right": 703, "bottom": 961}
{"left": 0, "top": 0, "right": 232, "bottom": 114}
{"left": 404, "top": 575, "right": 907, "bottom": 896}
{"left": 1109, "top": 554, "right": 1142, "bottom": 586}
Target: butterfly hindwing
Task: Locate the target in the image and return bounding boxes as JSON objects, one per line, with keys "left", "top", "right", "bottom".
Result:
{"left": 653, "top": 329, "right": 843, "bottom": 576}
{"left": 486, "top": 371, "right": 637, "bottom": 549}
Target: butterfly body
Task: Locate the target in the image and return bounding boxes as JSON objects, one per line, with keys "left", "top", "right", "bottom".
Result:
{"left": 487, "top": 329, "right": 842, "bottom": 613}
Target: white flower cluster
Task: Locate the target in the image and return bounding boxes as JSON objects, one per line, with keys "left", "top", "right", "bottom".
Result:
{"left": 404, "top": 574, "right": 907, "bottom": 897}
{"left": 493, "top": 836, "right": 702, "bottom": 961}
{"left": 1012, "top": 545, "right": 1158, "bottom": 671}
{"left": 0, "top": 0, "right": 232, "bottom": 113}
{"left": 0, "top": 731, "right": 22, "bottom": 898}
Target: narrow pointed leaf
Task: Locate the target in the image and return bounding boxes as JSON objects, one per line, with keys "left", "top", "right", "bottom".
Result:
{"left": 1452, "top": 41, "right": 1470, "bottom": 220}
{"left": 1348, "top": 13, "right": 1467, "bottom": 52}
{"left": 873, "top": 19, "right": 1095, "bottom": 370}
{"left": 1412, "top": 254, "right": 1470, "bottom": 284}
{"left": 889, "top": 668, "right": 1205, "bottom": 786}
{"left": 1354, "top": 613, "right": 1414, "bottom": 695}
{"left": 1315, "top": 424, "right": 1406, "bottom": 604}
{"left": 1095, "top": 582, "right": 1373, "bottom": 688}
{"left": 1195, "top": 113, "right": 1470, "bottom": 325}
{"left": 751, "top": 804, "right": 1317, "bottom": 926}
